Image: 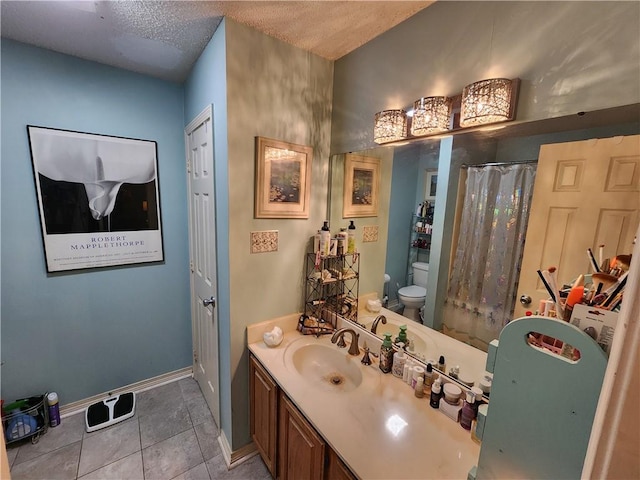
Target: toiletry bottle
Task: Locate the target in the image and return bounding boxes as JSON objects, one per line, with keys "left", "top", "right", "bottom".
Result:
{"left": 437, "top": 355, "right": 446, "bottom": 372}
{"left": 338, "top": 228, "right": 347, "bottom": 255}
{"left": 471, "top": 386, "right": 484, "bottom": 415}
{"left": 402, "top": 361, "right": 411, "bottom": 384}
{"left": 392, "top": 349, "right": 406, "bottom": 378}
{"left": 479, "top": 373, "right": 492, "bottom": 397}
{"left": 320, "top": 221, "right": 331, "bottom": 256}
{"left": 430, "top": 380, "right": 442, "bottom": 408}
{"left": 423, "top": 363, "right": 434, "bottom": 393}
{"left": 449, "top": 365, "right": 459, "bottom": 380}
{"left": 395, "top": 325, "right": 408, "bottom": 346}
{"left": 379, "top": 333, "right": 394, "bottom": 374}
{"left": 313, "top": 230, "right": 320, "bottom": 253}
{"left": 411, "top": 365, "right": 425, "bottom": 389}
{"left": 414, "top": 377, "right": 425, "bottom": 398}
{"left": 347, "top": 220, "right": 356, "bottom": 254}
{"left": 47, "top": 392, "right": 61, "bottom": 427}
{"left": 460, "top": 391, "right": 476, "bottom": 430}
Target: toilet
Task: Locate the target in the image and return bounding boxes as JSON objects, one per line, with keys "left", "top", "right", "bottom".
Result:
{"left": 398, "top": 262, "right": 429, "bottom": 322}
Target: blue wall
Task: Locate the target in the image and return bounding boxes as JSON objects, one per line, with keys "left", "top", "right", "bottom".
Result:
{"left": 385, "top": 141, "right": 441, "bottom": 303}
{"left": 385, "top": 148, "right": 419, "bottom": 300}
{"left": 1, "top": 40, "right": 191, "bottom": 404}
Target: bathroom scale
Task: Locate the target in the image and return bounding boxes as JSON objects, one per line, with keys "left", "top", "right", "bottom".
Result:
{"left": 85, "top": 392, "right": 135, "bottom": 432}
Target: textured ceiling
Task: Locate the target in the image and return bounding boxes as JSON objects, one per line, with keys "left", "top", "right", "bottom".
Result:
{"left": 1, "top": 1, "right": 434, "bottom": 83}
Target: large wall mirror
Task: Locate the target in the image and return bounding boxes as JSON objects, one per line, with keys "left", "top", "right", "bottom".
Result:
{"left": 328, "top": 103, "right": 640, "bottom": 373}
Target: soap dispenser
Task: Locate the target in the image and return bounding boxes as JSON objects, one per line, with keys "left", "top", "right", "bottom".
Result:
{"left": 379, "top": 333, "right": 394, "bottom": 374}
{"left": 395, "top": 325, "right": 408, "bottom": 346}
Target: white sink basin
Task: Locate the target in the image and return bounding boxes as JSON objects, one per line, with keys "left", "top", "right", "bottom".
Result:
{"left": 287, "top": 342, "right": 363, "bottom": 392}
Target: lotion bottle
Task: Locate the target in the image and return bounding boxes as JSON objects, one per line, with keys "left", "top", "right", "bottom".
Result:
{"left": 379, "top": 333, "right": 393, "bottom": 374}
{"left": 337, "top": 228, "right": 347, "bottom": 255}
{"left": 347, "top": 220, "right": 356, "bottom": 254}
{"left": 313, "top": 230, "right": 320, "bottom": 253}
{"left": 392, "top": 349, "right": 406, "bottom": 378}
{"left": 320, "top": 221, "right": 331, "bottom": 256}
{"left": 414, "top": 377, "right": 425, "bottom": 398}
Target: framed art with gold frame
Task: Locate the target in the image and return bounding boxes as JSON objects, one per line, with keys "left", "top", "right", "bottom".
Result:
{"left": 343, "top": 153, "right": 380, "bottom": 218}
{"left": 254, "top": 136, "right": 313, "bottom": 219}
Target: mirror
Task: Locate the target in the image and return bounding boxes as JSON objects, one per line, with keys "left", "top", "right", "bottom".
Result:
{"left": 329, "top": 104, "right": 640, "bottom": 377}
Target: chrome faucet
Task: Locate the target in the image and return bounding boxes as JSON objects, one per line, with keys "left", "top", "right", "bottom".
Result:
{"left": 331, "top": 328, "right": 360, "bottom": 356}
{"left": 370, "top": 315, "right": 387, "bottom": 334}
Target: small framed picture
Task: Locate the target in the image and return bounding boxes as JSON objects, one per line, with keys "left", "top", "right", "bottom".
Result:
{"left": 425, "top": 170, "right": 438, "bottom": 201}
{"left": 343, "top": 154, "right": 380, "bottom": 218}
{"left": 254, "top": 136, "right": 313, "bottom": 219}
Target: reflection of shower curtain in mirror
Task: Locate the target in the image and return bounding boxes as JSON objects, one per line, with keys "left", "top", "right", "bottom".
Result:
{"left": 443, "top": 163, "right": 536, "bottom": 351}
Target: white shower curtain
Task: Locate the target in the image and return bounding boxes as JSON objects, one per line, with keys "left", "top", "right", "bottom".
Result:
{"left": 442, "top": 163, "right": 537, "bottom": 351}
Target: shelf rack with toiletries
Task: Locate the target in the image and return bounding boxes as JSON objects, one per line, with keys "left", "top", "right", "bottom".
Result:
{"left": 407, "top": 207, "right": 434, "bottom": 284}
{"left": 304, "top": 252, "right": 359, "bottom": 328}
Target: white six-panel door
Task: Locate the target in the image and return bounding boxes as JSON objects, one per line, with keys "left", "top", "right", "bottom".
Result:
{"left": 185, "top": 106, "right": 220, "bottom": 427}
{"left": 515, "top": 135, "right": 640, "bottom": 318}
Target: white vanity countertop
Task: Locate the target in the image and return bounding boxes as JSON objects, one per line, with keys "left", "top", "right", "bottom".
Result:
{"left": 248, "top": 315, "right": 480, "bottom": 480}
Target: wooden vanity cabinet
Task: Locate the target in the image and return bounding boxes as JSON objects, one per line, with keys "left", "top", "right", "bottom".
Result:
{"left": 278, "top": 391, "right": 325, "bottom": 480}
{"left": 249, "top": 354, "right": 357, "bottom": 480}
{"left": 250, "top": 355, "right": 278, "bottom": 477}
{"left": 326, "top": 448, "right": 358, "bottom": 480}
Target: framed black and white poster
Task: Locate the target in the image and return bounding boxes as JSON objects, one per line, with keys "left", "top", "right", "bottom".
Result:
{"left": 27, "top": 126, "right": 164, "bottom": 272}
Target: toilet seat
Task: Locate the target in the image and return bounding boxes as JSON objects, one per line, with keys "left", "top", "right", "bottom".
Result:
{"left": 398, "top": 285, "right": 426, "bottom": 298}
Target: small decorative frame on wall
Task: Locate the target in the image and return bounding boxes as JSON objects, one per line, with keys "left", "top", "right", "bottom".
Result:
{"left": 363, "top": 225, "right": 379, "bottom": 243}
{"left": 250, "top": 230, "right": 279, "bottom": 254}
{"left": 425, "top": 170, "right": 438, "bottom": 201}
{"left": 343, "top": 153, "right": 380, "bottom": 218}
{"left": 254, "top": 136, "right": 313, "bottom": 219}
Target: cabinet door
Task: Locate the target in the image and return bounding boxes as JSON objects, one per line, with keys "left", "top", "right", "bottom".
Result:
{"left": 326, "top": 448, "right": 356, "bottom": 480}
{"left": 278, "top": 392, "right": 325, "bottom": 480}
{"left": 249, "top": 355, "right": 278, "bottom": 477}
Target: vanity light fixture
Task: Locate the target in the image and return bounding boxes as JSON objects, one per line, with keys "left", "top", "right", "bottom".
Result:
{"left": 372, "top": 78, "right": 519, "bottom": 145}
{"left": 410, "top": 96, "right": 452, "bottom": 135}
{"left": 373, "top": 109, "right": 408, "bottom": 144}
{"left": 459, "top": 78, "right": 515, "bottom": 128}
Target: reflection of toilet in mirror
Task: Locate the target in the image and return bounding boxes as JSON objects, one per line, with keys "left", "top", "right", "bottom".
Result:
{"left": 398, "top": 262, "right": 429, "bottom": 322}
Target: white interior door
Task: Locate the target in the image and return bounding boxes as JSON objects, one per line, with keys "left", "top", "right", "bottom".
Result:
{"left": 515, "top": 135, "right": 640, "bottom": 318}
{"left": 185, "top": 106, "right": 220, "bottom": 427}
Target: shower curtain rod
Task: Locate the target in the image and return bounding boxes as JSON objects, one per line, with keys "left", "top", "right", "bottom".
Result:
{"left": 460, "top": 159, "right": 538, "bottom": 169}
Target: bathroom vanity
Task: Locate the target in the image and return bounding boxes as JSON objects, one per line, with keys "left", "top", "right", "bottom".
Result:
{"left": 248, "top": 314, "right": 481, "bottom": 479}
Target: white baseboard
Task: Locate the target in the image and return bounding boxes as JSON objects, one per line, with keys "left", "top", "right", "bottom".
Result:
{"left": 59, "top": 366, "right": 193, "bottom": 418}
{"left": 218, "top": 430, "right": 258, "bottom": 469}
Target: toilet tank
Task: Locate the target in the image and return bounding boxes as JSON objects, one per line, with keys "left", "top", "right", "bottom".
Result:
{"left": 412, "top": 262, "right": 429, "bottom": 287}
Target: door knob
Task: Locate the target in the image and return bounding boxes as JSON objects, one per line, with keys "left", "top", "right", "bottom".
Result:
{"left": 519, "top": 294, "right": 532, "bottom": 306}
{"left": 203, "top": 297, "right": 216, "bottom": 307}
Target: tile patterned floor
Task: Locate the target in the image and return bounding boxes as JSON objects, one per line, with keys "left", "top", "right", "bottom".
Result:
{"left": 6, "top": 378, "right": 271, "bottom": 480}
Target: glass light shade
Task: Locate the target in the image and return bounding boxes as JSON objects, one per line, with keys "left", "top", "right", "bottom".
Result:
{"left": 460, "top": 78, "right": 513, "bottom": 127}
{"left": 410, "top": 96, "right": 451, "bottom": 135}
{"left": 374, "top": 109, "right": 407, "bottom": 144}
